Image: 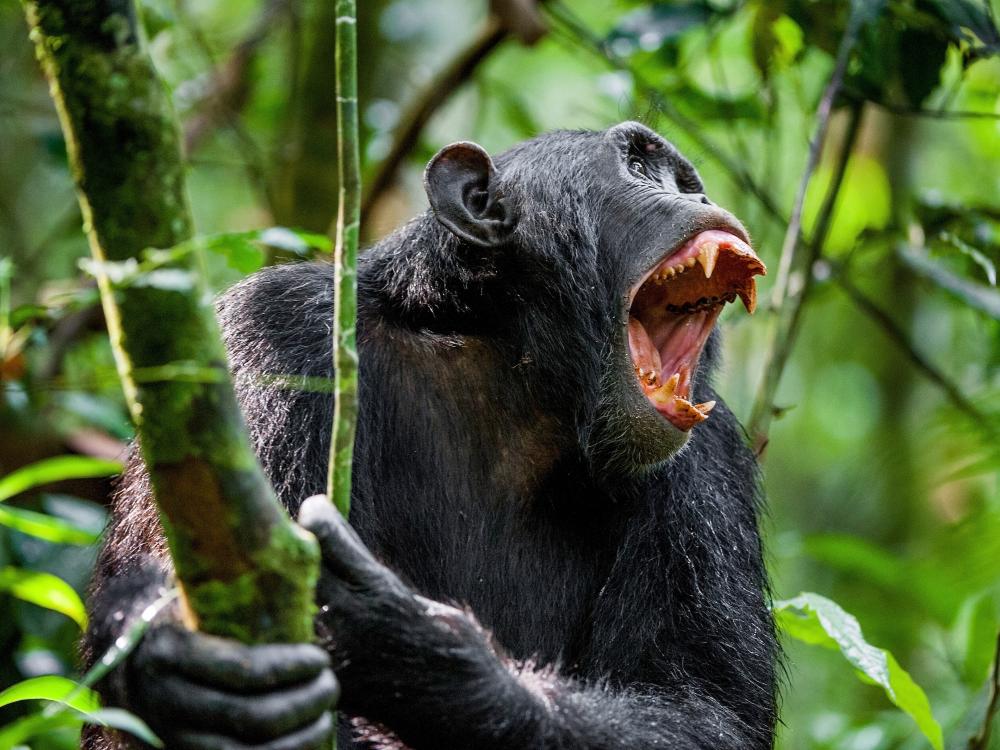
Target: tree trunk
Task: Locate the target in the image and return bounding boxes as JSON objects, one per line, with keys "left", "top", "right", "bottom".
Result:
{"left": 22, "top": 0, "right": 319, "bottom": 645}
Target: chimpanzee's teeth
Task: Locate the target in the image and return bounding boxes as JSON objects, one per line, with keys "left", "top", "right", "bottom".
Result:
{"left": 652, "top": 255, "right": 699, "bottom": 283}
{"left": 664, "top": 293, "right": 735, "bottom": 315}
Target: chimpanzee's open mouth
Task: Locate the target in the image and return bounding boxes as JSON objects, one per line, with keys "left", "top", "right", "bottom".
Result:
{"left": 627, "top": 229, "right": 765, "bottom": 431}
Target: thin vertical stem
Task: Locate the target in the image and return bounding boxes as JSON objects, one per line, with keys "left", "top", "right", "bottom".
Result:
{"left": 769, "top": 0, "right": 866, "bottom": 310}
{"left": 748, "top": 104, "right": 864, "bottom": 449}
{"left": 327, "top": 0, "right": 360, "bottom": 517}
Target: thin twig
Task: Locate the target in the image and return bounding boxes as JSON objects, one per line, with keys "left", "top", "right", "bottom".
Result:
{"left": 748, "top": 104, "right": 864, "bottom": 451}
{"left": 970, "top": 631, "right": 1000, "bottom": 750}
{"left": 360, "top": 16, "right": 508, "bottom": 222}
{"left": 875, "top": 103, "right": 1000, "bottom": 121}
{"left": 769, "top": 1, "right": 864, "bottom": 310}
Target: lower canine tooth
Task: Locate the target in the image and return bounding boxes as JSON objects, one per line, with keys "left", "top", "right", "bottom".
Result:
{"left": 695, "top": 400, "right": 716, "bottom": 414}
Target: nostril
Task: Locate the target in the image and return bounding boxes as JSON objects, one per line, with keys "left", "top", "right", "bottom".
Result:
{"left": 699, "top": 195, "right": 711, "bottom": 205}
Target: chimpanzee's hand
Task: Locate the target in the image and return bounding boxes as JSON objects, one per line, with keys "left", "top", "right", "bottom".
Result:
{"left": 125, "top": 623, "right": 338, "bottom": 750}
{"left": 297, "top": 496, "right": 494, "bottom": 725}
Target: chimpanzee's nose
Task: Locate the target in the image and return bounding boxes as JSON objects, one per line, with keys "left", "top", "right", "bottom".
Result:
{"left": 682, "top": 193, "right": 713, "bottom": 206}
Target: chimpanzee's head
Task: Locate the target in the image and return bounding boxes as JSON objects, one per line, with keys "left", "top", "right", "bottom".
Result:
{"left": 423, "top": 121, "right": 764, "bottom": 474}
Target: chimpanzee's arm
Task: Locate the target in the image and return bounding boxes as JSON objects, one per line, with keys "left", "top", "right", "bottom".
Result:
{"left": 300, "top": 497, "right": 763, "bottom": 750}
{"left": 81, "top": 459, "right": 338, "bottom": 750}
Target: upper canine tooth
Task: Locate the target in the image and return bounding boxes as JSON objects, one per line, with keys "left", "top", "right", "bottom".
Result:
{"left": 698, "top": 242, "right": 719, "bottom": 278}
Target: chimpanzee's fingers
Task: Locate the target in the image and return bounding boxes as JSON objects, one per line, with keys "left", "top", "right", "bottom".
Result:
{"left": 171, "top": 711, "right": 334, "bottom": 750}
{"left": 142, "top": 625, "right": 332, "bottom": 691}
{"left": 155, "top": 667, "right": 338, "bottom": 742}
{"left": 298, "top": 495, "right": 400, "bottom": 591}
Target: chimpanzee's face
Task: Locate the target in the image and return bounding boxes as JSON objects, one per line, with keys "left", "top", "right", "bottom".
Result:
{"left": 586, "top": 122, "right": 765, "bottom": 470}
{"left": 424, "top": 122, "right": 764, "bottom": 474}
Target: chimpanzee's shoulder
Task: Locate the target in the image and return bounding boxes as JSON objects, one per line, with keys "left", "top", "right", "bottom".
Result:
{"left": 216, "top": 261, "right": 335, "bottom": 377}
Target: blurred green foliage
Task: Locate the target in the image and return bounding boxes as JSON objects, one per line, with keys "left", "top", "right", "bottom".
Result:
{"left": 1, "top": 0, "right": 998, "bottom": 748}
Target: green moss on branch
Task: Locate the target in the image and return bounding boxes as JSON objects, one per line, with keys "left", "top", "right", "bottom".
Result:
{"left": 23, "top": 0, "right": 318, "bottom": 644}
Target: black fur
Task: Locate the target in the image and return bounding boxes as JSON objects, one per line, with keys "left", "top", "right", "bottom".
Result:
{"left": 82, "top": 122, "right": 777, "bottom": 749}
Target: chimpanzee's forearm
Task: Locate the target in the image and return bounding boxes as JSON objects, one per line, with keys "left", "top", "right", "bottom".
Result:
{"left": 341, "top": 622, "right": 759, "bottom": 750}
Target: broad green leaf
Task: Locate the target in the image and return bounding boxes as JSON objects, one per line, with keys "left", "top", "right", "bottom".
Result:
{"left": 0, "top": 568, "right": 88, "bottom": 628}
{"left": 0, "top": 456, "right": 122, "bottom": 503}
{"left": 774, "top": 593, "right": 943, "bottom": 750}
{"left": 0, "top": 504, "right": 99, "bottom": 545}
{"left": 0, "top": 676, "right": 98, "bottom": 713}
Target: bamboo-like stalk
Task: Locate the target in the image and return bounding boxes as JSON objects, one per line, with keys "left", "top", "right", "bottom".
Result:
{"left": 327, "top": 0, "right": 361, "bottom": 517}
{"left": 22, "top": 0, "right": 318, "bottom": 645}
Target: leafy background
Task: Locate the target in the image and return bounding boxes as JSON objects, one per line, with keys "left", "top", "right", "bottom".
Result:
{"left": 0, "top": 0, "right": 998, "bottom": 748}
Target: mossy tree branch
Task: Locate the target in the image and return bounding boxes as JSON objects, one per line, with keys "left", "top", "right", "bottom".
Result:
{"left": 22, "top": 0, "right": 319, "bottom": 645}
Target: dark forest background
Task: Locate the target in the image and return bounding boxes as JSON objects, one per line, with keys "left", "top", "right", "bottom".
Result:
{"left": 1, "top": 1, "right": 998, "bottom": 748}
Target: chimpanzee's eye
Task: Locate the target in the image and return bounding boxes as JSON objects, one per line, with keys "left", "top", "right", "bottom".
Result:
{"left": 628, "top": 157, "right": 649, "bottom": 179}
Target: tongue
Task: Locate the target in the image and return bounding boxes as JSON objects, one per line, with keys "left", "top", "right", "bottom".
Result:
{"left": 628, "top": 316, "right": 716, "bottom": 431}
{"left": 628, "top": 317, "right": 662, "bottom": 385}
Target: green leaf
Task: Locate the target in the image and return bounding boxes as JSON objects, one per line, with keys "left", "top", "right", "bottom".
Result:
{"left": 606, "top": 3, "right": 715, "bottom": 56}
{"left": 202, "top": 233, "right": 265, "bottom": 274}
{"left": 923, "top": 0, "right": 1000, "bottom": 50}
{"left": 83, "top": 709, "right": 162, "bottom": 748}
{"left": 0, "top": 681, "right": 162, "bottom": 748}
{"left": 0, "top": 456, "right": 123, "bottom": 503}
{"left": 774, "top": 593, "right": 943, "bottom": 750}
{"left": 0, "top": 568, "right": 88, "bottom": 628}
{"left": 0, "top": 710, "right": 83, "bottom": 750}
{"left": 899, "top": 245, "right": 1000, "bottom": 319}
{"left": 0, "top": 675, "right": 99, "bottom": 713}
{"left": 258, "top": 227, "right": 332, "bottom": 255}
{"left": 0, "top": 504, "right": 99, "bottom": 545}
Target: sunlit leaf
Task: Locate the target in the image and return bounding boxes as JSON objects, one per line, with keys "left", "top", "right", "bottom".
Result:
{"left": 0, "top": 456, "right": 122, "bottom": 503}
{"left": 774, "top": 593, "right": 943, "bottom": 750}
{"left": 258, "top": 226, "right": 332, "bottom": 255}
{"left": 803, "top": 155, "right": 890, "bottom": 253}
{"left": 0, "top": 568, "right": 88, "bottom": 628}
{"left": 0, "top": 675, "right": 98, "bottom": 713}
{"left": 0, "top": 504, "right": 99, "bottom": 545}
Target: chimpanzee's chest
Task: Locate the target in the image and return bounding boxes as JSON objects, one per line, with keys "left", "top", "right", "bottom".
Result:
{"left": 354, "top": 481, "right": 622, "bottom": 670}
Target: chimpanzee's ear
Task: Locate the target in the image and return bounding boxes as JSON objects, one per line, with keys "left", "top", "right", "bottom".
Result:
{"left": 423, "top": 142, "right": 516, "bottom": 248}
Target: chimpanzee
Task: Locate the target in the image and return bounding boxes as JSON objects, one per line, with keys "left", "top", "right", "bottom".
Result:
{"left": 82, "top": 121, "right": 776, "bottom": 750}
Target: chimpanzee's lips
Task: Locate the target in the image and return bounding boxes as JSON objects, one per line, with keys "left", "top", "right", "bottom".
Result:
{"left": 627, "top": 229, "right": 765, "bottom": 431}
